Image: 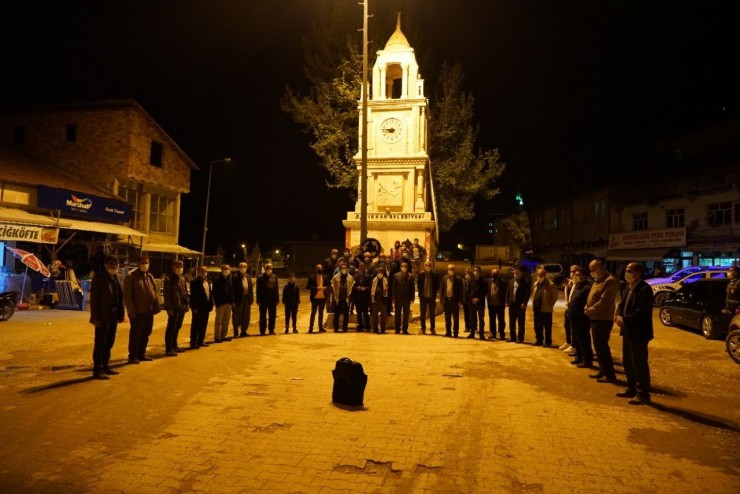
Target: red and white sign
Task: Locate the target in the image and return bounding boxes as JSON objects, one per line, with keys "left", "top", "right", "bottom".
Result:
{"left": 609, "top": 227, "right": 686, "bottom": 250}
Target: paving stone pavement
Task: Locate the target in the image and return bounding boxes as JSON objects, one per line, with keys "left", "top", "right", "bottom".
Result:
{"left": 0, "top": 304, "right": 738, "bottom": 493}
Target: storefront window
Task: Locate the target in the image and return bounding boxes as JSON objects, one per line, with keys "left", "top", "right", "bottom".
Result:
{"left": 118, "top": 184, "right": 145, "bottom": 231}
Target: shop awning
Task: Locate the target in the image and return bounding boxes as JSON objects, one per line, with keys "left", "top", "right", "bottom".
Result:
{"left": 141, "top": 243, "right": 201, "bottom": 256}
{"left": 59, "top": 218, "right": 146, "bottom": 237}
{"left": 0, "top": 206, "right": 70, "bottom": 227}
{"left": 606, "top": 248, "right": 670, "bottom": 262}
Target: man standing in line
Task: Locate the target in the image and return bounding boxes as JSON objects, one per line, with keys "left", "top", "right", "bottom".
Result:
{"left": 531, "top": 267, "right": 558, "bottom": 347}
{"left": 163, "top": 260, "right": 189, "bottom": 356}
{"left": 410, "top": 238, "right": 427, "bottom": 276}
{"left": 189, "top": 265, "right": 213, "bottom": 349}
{"left": 212, "top": 264, "right": 234, "bottom": 343}
{"left": 89, "top": 256, "right": 124, "bottom": 379}
{"left": 560, "top": 265, "right": 580, "bottom": 352}
{"left": 725, "top": 266, "right": 740, "bottom": 315}
{"left": 307, "top": 264, "right": 328, "bottom": 333}
{"left": 282, "top": 272, "right": 300, "bottom": 333}
{"left": 330, "top": 263, "right": 354, "bottom": 332}
{"left": 440, "top": 264, "right": 463, "bottom": 338}
{"left": 392, "top": 261, "right": 415, "bottom": 334}
{"left": 123, "top": 256, "right": 159, "bottom": 363}
{"left": 370, "top": 267, "right": 390, "bottom": 333}
{"left": 417, "top": 260, "right": 439, "bottom": 335}
{"left": 615, "top": 262, "right": 655, "bottom": 404}
{"left": 467, "top": 265, "right": 488, "bottom": 340}
{"left": 567, "top": 267, "right": 593, "bottom": 368}
{"left": 353, "top": 262, "right": 372, "bottom": 331}
{"left": 486, "top": 268, "right": 507, "bottom": 340}
{"left": 585, "top": 259, "right": 620, "bottom": 383}
{"left": 232, "top": 261, "right": 253, "bottom": 337}
{"left": 506, "top": 265, "right": 531, "bottom": 343}
{"left": 256, "top": 262, "right": 280, "bottom": 335}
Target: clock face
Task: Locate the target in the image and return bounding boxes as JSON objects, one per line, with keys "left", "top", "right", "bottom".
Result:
{"left": 380, "top": 118, "right": 404, "bottom": 143}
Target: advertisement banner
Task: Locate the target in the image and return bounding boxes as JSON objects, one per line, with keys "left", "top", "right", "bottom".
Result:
{"left": 37, "top": 186, "right": 132, "bottom": 222}
{"left": 609, "top": 227, "right": 686, "bottom": 250}
{"left": 0, "top": 223, "right": 59, "bottom": 244}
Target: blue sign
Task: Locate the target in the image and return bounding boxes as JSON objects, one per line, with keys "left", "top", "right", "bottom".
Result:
{"left": 38, "top": 186, "right": 132, "bottom": 222}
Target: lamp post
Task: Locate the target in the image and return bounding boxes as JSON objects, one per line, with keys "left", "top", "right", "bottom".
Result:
{"left": 241, "top": 243, "right": 247, "bottom": 261}
{"left": 200, "top": 157, "right": 232, "bottom": 264}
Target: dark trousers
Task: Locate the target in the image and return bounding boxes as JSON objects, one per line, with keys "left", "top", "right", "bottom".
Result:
{"left": 469, "top": 302, "right": 486, "bottom": 337}
{"left": 622, "top": 337, "right": 651, "bottom": 396}
{"left": 190, "top": 310, "right": 210, "bottom": 346}
{"left": 443, "top": 299, "right": 460, "bottom": 336}
{"left": 591, "top": 320, "right": 616, "bottom": 378}
{"left": 419, "top": 296, "right": 436, "bottom": 331}
{"left": 509, "top": 305, "right": 526, "bottom": 341}
{"left": 572, "top": 315, "right": 592, "bottom": 363}
{"left": 334, "top": 300, "right": 349, "bottom": 331}
{"left": 533, "top": 308, "right": 553, "bottom": 345}
{"left": 394, "top": 301, "right": 411, "bottom": 332}
{"left": 259, "top": 303, "right": 277, "bottom": 334}
{"left": 371, "top": 299, "right": 387, "bottom": 332}
{"left": 165, "top": 310, "right": 186, "bottom": 351}
{"left": 356, "top": 298, "right": 370, "bottom": 330}
{"left": 488, "top": 304, "right": 506, "bottom": 338}
{"left": 309, "top": 300, "right": 325, "bottom": 331}
{"left": 93, "top": 318, "right": 118, "bottom": 372}
{"left": 563, "top": 312, "right": 573, "bottom": 345}
{"left": 463, "top": 302, "right": 471, "bottom": 330}
{"left": 128, "top": 312, "right": 153, "bottom": 360}
{"left": 284, "top": 303, "right": 298, "bottom": 330}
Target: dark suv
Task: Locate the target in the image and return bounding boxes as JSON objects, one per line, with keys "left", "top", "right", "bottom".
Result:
{"left": 658, "top": 279, "right": 732, "bottom": 339}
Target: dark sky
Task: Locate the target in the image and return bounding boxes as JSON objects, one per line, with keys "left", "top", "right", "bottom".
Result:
{"left": 2, "top": 0, "right": 735, "bottom": 255}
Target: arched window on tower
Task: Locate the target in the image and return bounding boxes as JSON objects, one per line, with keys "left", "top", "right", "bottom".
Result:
{"left": 386, "top": 63, "right": 403, "bottom": 99}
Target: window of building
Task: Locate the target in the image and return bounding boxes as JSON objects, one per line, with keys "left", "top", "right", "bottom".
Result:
{"left": 13, "top": 126, "right": 24, "bottom": 145}
{"left": 65, "top": 123, "right": 77, "bottom": 142}
{"left": 149, "top": 141, "right": 163, "bottom": 168}
{"left": 666, "top": 207, "right": 685, "bottom": 228}
{"left": 707, "top": 202, "right": 732, "bottom": 227}
{"left": 593, "top": 200, "right": 606, "bottom": 219}
{"left": 150, "top": 194, "right": 175, "bottom": 233}
{"left": 118, "top": 183, "right": 145, "bottom": 230}
{"left": 632, "top": 212, "right": 648, "bottom": 231}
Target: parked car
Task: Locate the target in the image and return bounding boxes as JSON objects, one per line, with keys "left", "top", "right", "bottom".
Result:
{"left": 727, "top": 313, "right": 740, "bottom": 364}
{"left": 651, "top": 269, "right": 729, "bottom": 307}
{"left": 539, "top": 263, "right": 565, "bottom": 285}
{"left": 658, "top": 279, "right": 732, "bottom": 339}
{"left": 647, "top": 266, "right": 726, "bottom": 286}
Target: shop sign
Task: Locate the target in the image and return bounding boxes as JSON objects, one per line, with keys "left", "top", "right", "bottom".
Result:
{"left": 609, "top": 227, "right": 686, "bottom": 250}
{"left": 0, "top": 222, "right": 59, "bottom": 244}
{"left": 38, "top": 186, "right": 131, "bottom": 222}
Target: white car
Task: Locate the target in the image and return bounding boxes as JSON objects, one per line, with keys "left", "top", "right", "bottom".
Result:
{"left": 651, "top": 269, "right": 729, "bottom": 306}
{"left": 647, "top": 266, "right": 726, "bottom": 286}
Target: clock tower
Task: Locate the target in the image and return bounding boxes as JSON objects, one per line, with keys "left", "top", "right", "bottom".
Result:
{"left": 343, "top": 14, "right": 436, "bottom": 257}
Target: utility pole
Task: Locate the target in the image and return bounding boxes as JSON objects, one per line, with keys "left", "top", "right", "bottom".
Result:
{"left": 360, "top": 0, "right": 369, "bottom": 244}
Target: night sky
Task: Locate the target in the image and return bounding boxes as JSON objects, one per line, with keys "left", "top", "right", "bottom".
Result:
{"left": 2, "top": 1, "right": 735, "bottom": 255}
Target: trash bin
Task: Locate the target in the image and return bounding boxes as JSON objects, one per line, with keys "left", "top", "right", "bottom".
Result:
{"left": 332, "top": 357, "right": 367, "bottom": 406}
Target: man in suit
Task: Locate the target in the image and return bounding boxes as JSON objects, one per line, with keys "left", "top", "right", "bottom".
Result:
{"left": 585, "top": 259, "right": 620, "bottom": 382}
{"left": 466, "top": 265, "right": 489, "bottom": 340}
{"left": 212, "top": 264, "right": 234, "bottom": 342}
{"left": 615, "top": 262, "right": 655, "bottom": 404}
{"left": 392, "top": 261, "right": 415, "bottom": 334}
{"left": 163, "top": 260, "right": 189, "bottom": 356}
{"left": 89, "top": 256, "right": 124, "bottom": 379}
{"left": 330, "top": 262, "right": 354, "bottom": 332}
{"left": 353, "top": 262, "right": 372, "bottom": 331}
{"left": 440, "top": 264, "right": 463, "bottom": 338}
{"left": 506, "top": 265, "right": 531, "bottom": 343}
{"left": 256, "top": 262, "right": 279, "bottom": 335}
{"left": 123, "top": 256, "right": 160, "bottom": 363}
{"left": 232, "top": 261, "right": 254, "bottom": 337}
{"left": 189, "top": 265, "right": 214, "bottom": 349}
{"left": 307, "top": 264, "right": 329, "bottom": 333}
{"left": 417, "top": 260, "right": 440, "bottom": 334}
{"left": 370, "top": 267, "right": 390, "bottom": 333}
{"left": 486, "top": 268, "right": 508, "bottom": 340}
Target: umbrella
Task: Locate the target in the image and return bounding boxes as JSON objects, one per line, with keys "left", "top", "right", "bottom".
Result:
{"left": 7, "top": 247, "right": 50, "bottom": 303}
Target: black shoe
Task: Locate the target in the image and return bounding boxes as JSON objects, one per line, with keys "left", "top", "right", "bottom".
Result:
{"left": 516, "top": 340, "right": 524, "bottom": 344}
{"left": 487, "top": 335, "right": 495, "bottom": 340}
{"left": 293, "top": 329, "right": 299, "bottom": 333}
{"left": 214, "top": 340, "right": 222, "bottom": 344}
{"left": 223, "top": 337, "right": 232, "bottom": 341}
{"left": 240, "top": 333, "right": 248, "bottom": 337}
{"left": 93, "top": 372, "right": 110, "bottom": 380}
{"left": 128, "top": 358, "right": 140, "bottom": 364}
{"left": 628, "top": 394, "right": 651, "bottom": 405}
{"left": 285, "top": 329, "right": 290, "bottom": 334}
{"left": 570, "top": 359, "right": 583, "bottom": 365}
{"left": 453, "top": 334, "right": 459, "bottom": 338}
{"left": 402, "top": 330, "right": 409, "bottom": 335}
{"left": 139, "top": 356, "right": 154, "bottom": 361}
{"left": 165, "top": 349, "right": 177, "bottom": 357}
{"left": 596, "top": 376, "right": 617, "bottom": 383}
{"left": 533, "top": 341, "right": 544, "bottom": 346}
{"left": 308, "top": 329, "right": 314, "bottom": 333}
{"left": 190, "top": 344, "right": 200, "bottom": 350}
{"left": 589, "top": 372, "right": 605, "bottom": 379}
{"left": 233, "top": 334, "right": 240, "bottom": 339}
{"left": 199, "top": 342, "right": 209, "bottom": 347}
{"left": 103, "top": 368, "right": 119, "bottom": 375}
{"left": 616, "top": 390, "right": 637, "bottom": 398}
{"left": 175, "top": 348, "right": 185, "bottom": 353}
{"left": 444, "top": 333, "right": 451, "bottom": 338}
{"left": 577, "top": 362, "right": 594, "bottom": 368}
{"left": 430, "top": 330, "right": 436, "bottom": 335}
{"left": 466, "top": 333, "right": 476, "bottom": 339}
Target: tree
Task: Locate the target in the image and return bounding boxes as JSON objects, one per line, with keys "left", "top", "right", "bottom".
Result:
{"left": 502, "top": 211, "right": 532, "bottom": 256}
{"left": 282, "top": 2, "right": 505, "bottom": 231}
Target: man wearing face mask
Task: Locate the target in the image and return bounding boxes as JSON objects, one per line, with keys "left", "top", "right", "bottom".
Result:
{"left": 89, "top": 256, "right": 124, "bottom": 379}
{"left": 163, "top": 260, "right": 189, "bottom": 356}
{"left": 212, "top": 264, "right": 234, "bottom": 343}
{"left": 256, "top": 262, "right": 279, "bottom": 335}
{"left": 417, "top": 260, "right": 439, "bottom": 334}
{"left": 189, "top": 265, "right": 214, "bottom": 349}
{"left": 725, "top": 266, "right": 740, "bottom": 316}
{"left": 353, "top": 262, "right": 372, "bottom": 331}
{"left": 440, "top": 264, "right": 463, "bottom": 337}
{"left": 392, "top": 261, "right": 415, "bottom": 334}
{"left": 370, "top": 267, "right": 390, "bottom": 333}
{"left": 307, "top": 264, "right": 328, "bottom": 333}
{"left": 506, "top": 266, "right": 531, "bottom": 343}
{"left": 585, "top": 259, "right": 620, "bottom": 382}
{"left": 531, "top": 267, "right": 558, "bottom": 346}
{"left": 232, "top": 262, "right": 254, "bottom": 337}
{"left": 467, "top": 265, "right": 489, "bottom": 340}
{"left": 123, "top": 256, "right": 160, "bottom": 363}
{"left": 331, "top": 262, "right": 355, "bottom": 332}
{"left": 615, "top": 263, "right": 654, "bottom": 404}
{"left": 486, "top": 268, "right": 508, "bottom": 340}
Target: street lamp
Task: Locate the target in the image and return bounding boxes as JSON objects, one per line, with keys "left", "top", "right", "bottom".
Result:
{"left": 200, "top": 157, "right": 232, "bottom": 263}
{"left": 241, "top": 243, "right": 247, "bottom": 261}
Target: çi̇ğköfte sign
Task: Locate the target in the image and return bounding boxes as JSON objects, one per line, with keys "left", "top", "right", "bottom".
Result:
{"left": 0, "top": 223, "right": 59, "bottom": 244}
{"left": 609, "top": 227, "right": 686, "bottom": 250}
{"left": 37, "top": 186, "right": 132, "bottom": 222}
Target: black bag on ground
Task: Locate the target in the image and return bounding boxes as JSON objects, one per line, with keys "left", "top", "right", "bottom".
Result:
{"left": 332, "top": 357, "right": 368, "bottom": 406}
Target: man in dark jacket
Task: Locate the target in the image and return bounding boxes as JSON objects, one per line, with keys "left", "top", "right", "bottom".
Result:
{"left": 256, "top": 263, "right": 279, "bottom": 335}
{"left": 487, "top": 268, "right": 508, "bottom": 340}
{"left": 466, "top": 265, "right": 488, "bottom": 340}
{"left": 232, "top": 262, "right": 254, "bottom": 337}
{"left": 189, "top": 265, "right": 214, "bottom": 349}
{"left": 506, "top": 266, "right": 531, "bottom": 343}
{"left": 163, "top": 260, "right": 189, "bottom": 356}
{"left": 353, "top": 262, "right": 372, "bottom": 331}
{"left": 440, "top": 264, "right": 463, "bottom": 338}
{"left": 282, "top": 272, "right": 300, "bottom": 333}
{"left": 212, "top": 264, "right": 234, "bottom": 343}
{"left": 89, "top": 256, "right": 124, "bottom": 379}
{"left": 615, "top": 262, "right": 655, "bottom": 405}
{"left": 567, "top": 267, "right": 593, "bottom": 367}
{"left": 123, "top": 256, "right": 160, "bottom": 363}
{"left": 417, "top": 260, "right": 439, "bottom": 334}
{"left": 392, "top": 261, "right": 415, "bottom": 334}
{"left": 306, "top": 264, "right": 329, "bottom": 333}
